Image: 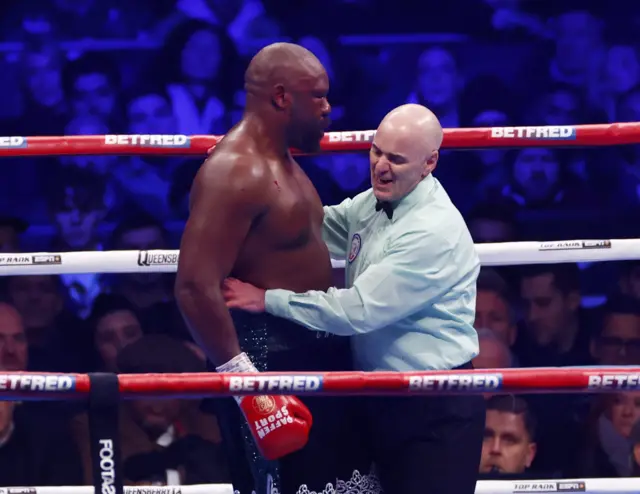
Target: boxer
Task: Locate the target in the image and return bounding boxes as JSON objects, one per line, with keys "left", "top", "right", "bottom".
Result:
{"left": 175, "top": 43, "right": 371, "bottom": 494}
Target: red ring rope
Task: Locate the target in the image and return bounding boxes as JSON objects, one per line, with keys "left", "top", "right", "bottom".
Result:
{"left": 0, "top": 367, "right": 638, "bottom": 400}
{"left": 0, "top": 122, "right": 638, "bottom": 157}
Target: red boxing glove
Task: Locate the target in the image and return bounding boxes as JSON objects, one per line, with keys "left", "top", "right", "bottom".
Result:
{"left": 238, "top": 394, "right": 313, "bottom": 460}
{"left": 217, "top": 353, "right": 313, "bottom": 460}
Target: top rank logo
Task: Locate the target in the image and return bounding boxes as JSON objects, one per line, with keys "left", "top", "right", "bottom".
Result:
{"left": 104, "top": 134, "right": 190, "bottom": 147}
{"left": 0, "top": 255, "right": 32, "bottom": 266}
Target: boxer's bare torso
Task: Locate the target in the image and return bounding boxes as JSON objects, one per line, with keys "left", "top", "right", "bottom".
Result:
{"left": 209, "top": 127, "right": 333, "bottom": 293}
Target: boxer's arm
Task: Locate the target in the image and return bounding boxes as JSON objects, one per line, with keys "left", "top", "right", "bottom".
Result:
{"left": 175, "top": 156, "right": 268, "bottom": 364}
{"left": 322, "top": 198, "right": 353, "bottom": 258}
{"left": 265, "top": 229, "right": 464, "bottom": 335}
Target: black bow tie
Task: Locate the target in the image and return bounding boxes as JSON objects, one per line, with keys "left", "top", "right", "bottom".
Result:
{"left": 375, "top": 200, "right": 393, "bottom": 220}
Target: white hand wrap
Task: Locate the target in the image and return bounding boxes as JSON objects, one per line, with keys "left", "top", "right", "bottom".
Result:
{"left": 216, "top": 352, "right": 258, "bottom": 404}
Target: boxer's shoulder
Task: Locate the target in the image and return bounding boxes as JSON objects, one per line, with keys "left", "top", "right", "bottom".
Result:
{"left": 195, "top": 147, "right": 274, "bottom": 207}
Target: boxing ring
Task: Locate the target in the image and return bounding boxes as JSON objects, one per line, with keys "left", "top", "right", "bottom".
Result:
{"left": 1, "top": 122, "right": 640, "bottom": 494}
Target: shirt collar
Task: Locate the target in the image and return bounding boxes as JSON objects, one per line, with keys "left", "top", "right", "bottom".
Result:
{"left": 380, "top": 174, "right": 435, "bottom": 222}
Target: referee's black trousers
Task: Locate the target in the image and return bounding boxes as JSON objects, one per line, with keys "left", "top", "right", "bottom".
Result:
{"left": 360, "top": 363, "right": 485, "bottom": 494}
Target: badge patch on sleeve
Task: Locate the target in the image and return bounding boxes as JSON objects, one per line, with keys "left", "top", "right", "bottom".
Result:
{"left": 348, "top": 234, "right": 362, "bottom": 263}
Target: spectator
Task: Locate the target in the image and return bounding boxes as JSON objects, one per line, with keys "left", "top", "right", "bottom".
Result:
{"left": 160, "top": 20, "right": 238, "bottom": 135}
{"left": 109, "top": 215, "right": 177, "bottom": 317}
{"left": 0, "top": 215, "right": 28, "bottom": 253}
{"left": 475, "top": 269, "right": 518, "bottom": 347}
{"left": 590, "top": 296, "right": 640, "bottom": 366}
{"left": 599, "top": 45, "right": 640, "bottom": 121}
{"left": 502, "top": 148, "right": 592, "bottom": 211}
{"left": 0, "top": 301, "right": 85, "bottom": 486}
{"left": 61, "top": 114, "right": 119, "bottom": 177}
{"left": 112, "top": 87, "right": 188, "bottom": 220}
{"left": 47, "top": 165, "right": 108, "bottom": 252}
{"left": 618, "top": 261, "right": 640, "bottom": 300}
{"left": 46, "top": 166, "right": 109, "bottom": 317}
{"left": 473, "top": 328, "right": 513, "bottom": 370}
{"left": 467, "top": 203, "right": 518, "bottom": 244}
{"left": 608, "top": 87, "right": 640, "bottom": 209}
{"left": 515, "top": 264, "right": 593, "bottom": 367}
{"left": 63, "top": 53, "right": 122, "bottom": 126}
{"left": 71, "top": 334, "right": 228, "bottom": 485}
{"left": 16, "top": 35, "right": 68, "bottom": 135}
{"left": 631, "top": 419, "right": 640, "bottom": 475}
{"left": 87, "top": 293, "right": 144, "bottom": 372}
{"left": 548, "top": 10, "right": 605, "bottom": 90}
{"left": 479, "top": 395, "right": 537, "bottom": 477}
{"left": 0, "top": 398, "right": 84, "bottom": 486}
{"left": 5, "top": 275, "right": 92, "bottom": 372}
{"left": 0, "top": 301, "right": 28, "bottom": 372}
{"left": 526, "top": 84, "right": 583, "bottom": 127}
{"left": 408, "top": 46, "right": 462, "bottom": 129}
{"left": 573, "top": 393, "right": 640, "bottom": 478}
{"left": 308, "top": 153, "right": 371, "bottom": 206}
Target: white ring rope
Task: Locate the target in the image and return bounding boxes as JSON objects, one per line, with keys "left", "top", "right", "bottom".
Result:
{"left": 5, "top": 478, "right": 637, "bottom": 494}
{"left": 0, "top": 239, "right": 635, "bottom": 276}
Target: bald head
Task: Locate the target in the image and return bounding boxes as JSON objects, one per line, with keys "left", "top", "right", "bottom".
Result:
{"left": 243, "top": 42, "right": 331, "bottom": 153}
{"left": 370, "top": 104, "right": 443, "bottom": 201}
{"left": 245, "top": 42, "right": 325, "bottom": 94}
{"left": 0, "top": 302, "right": 27, "bottom": 371}
{"left": 379, "top": 104, "right": 443, "bottom": 152}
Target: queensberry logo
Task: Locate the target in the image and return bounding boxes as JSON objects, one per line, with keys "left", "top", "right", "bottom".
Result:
{"left": 104, "top": 134, "right": 191, "bottom": 147}
{"left": 228, "top": 375, "right": 324, "bottom": 393}
{"left": 0, "top": 374, "right": 75, "bottom": 392}
{"left": 490, "top": 126, "right": 576, "bottom": 140}
{"left": 137, "top": 250, "right": 179, "bottom": 267}
{"left": 407, "top": 373, "right": 502, "bottom": 392}
{"left": 0, "top": 136, "right": 27, "bottom": 148}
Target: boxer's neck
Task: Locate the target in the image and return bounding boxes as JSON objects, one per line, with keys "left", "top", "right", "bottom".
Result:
{"left": 242, "top": 112, "right": 289, "bottom": 157}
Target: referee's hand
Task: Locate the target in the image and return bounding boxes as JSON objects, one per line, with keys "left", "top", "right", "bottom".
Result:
{"left": 222, "top": 277, "right": 267, "bottom": 313}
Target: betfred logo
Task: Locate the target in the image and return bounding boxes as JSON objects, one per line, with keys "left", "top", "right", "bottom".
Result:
{"left": 588, "top": 374, "right": 640, "bottom": 390}
{"left": 0, "top": 136, "right": 26, "bottom": 148}
{"left": 228, "top": 375, "right": 323, "bottom": 393}
{"left": 490, "top": 126, "right": 576, "bottom": 139}
{"left": 407, "top": 373, "right": 502, "bottom": 392}
{"left": 327, "top": 130, "right": 376, "bottom": 143}
{"left": 0, "top": 374, "right": 75, "bottom": 392}
{"left": 104, "top": 134, "right": 190, "bottom": 147}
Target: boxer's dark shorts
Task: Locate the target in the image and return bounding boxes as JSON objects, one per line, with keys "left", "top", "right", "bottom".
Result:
{"left": 213, "top": 312, "right": 371, "bottom": 494}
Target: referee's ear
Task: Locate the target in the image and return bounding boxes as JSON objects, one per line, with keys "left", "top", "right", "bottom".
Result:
{"left": 422, "top": 150, "right": 439, "bottom": 177}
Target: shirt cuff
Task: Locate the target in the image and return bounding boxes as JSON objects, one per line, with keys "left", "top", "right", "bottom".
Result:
{"left": 264, "top": 289, "right": 291, "bottom": 318}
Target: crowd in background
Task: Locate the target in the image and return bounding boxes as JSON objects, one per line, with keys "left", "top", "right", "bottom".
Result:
{"left": 1, "top": 0, "right": 640, "bottom": 488}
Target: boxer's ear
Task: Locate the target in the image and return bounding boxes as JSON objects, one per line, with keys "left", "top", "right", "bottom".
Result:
{"left": 271, "top": 83, "right": 289, "bottom": 111}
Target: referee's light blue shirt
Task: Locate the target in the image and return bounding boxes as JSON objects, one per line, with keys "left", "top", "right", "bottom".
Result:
{"left": 264, "top": 174, "right": 480, "bottom": 371}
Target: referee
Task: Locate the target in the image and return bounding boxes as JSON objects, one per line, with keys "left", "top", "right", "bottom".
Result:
{"left": 223, "top": 103, "right": 484, "bottom": 494}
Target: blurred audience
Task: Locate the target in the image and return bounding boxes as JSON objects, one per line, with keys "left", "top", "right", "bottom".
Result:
{"left": 0, "top": 216, "right": 28, "bottom": 253}
{"left": 71, "top": 334, "right": 228, "bottom": 485}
